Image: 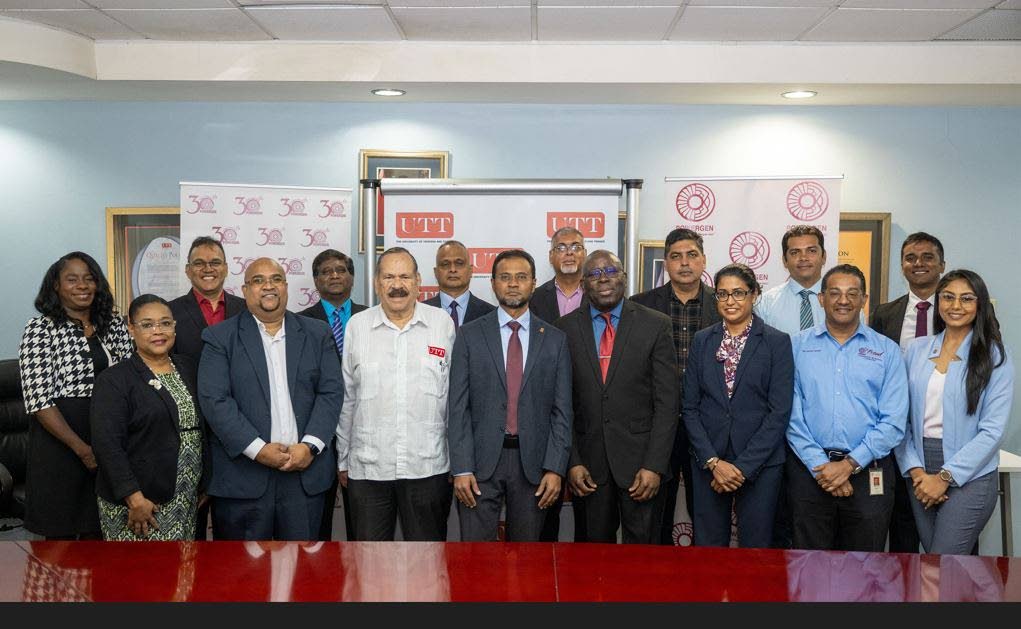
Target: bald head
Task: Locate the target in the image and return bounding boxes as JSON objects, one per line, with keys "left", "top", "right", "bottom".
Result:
{"left": 243, "top": 257, "right": 288, "bottom": 323}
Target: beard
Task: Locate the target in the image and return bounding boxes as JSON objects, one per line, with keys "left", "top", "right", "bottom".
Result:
{"left": 560, "top": 262, "right": 579, "bottom": 274}
{"left": 498, "top": 294, "right": 530, "bottom": 309}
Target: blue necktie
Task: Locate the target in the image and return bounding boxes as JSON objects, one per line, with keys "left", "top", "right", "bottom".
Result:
{"left": 330, "top": 310, "right": 345, "bottom": 357}
{"left": 798, "top": 289, "right": 814, "bottom": 331}
{"left": 449, "top": 300, "right": 460, "bottom": 332}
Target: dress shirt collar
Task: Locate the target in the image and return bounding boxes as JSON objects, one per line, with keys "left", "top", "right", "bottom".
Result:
{"left": 439, "top": 290, "right": 471, "bottom": 312}
{"left": 255, "top": 316, "right": 286, "bottom": 340}
{"left": 811, "top": 320, "right": 868, "bottom": 343}
{"left": 590, "top": 300, "right": 623, "bottom": 323}
{"left": 497, "top": 306, "right": 531, "bottom": 332}
{"left": 372, "top": 302, "right": 428, "bottom": 331}
{"left": 192, "top": 287, "right": 224, "bottom": 308}
{"left": 320, "top": 298, "right": 351, "bottom": 322}
{"left": 554, "top": 281, "right": 581, "bottom": 299}
{"left": 906, "top": 290, "right": 936, "bottom": 310}
{"left": 786, "top": 277, "right": 823, "bottom": 297}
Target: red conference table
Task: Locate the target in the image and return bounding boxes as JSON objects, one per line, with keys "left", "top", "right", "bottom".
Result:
{"left": 1, "top": 541, "right": 1018, "bottom": 602}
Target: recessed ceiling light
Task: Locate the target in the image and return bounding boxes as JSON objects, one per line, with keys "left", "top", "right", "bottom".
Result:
{"left": 371, "top": 88, "right": 405, "bottom": 97}
{"left": 782, "top": 90, "right": 817, "bottom": 100}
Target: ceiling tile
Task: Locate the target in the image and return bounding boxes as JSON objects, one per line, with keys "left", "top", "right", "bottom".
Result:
{"left": 392, "top": 0, "right": 528, "bottom": 6}
{"left": 939, "top": 8, "right": 1021, "bottom": 39}
{"left": 688, "top": 0, "right": 836, "bottom": 6}
{"left": 998, "top": 0, "right": 1021, "bottom": 8}
{"left": 536, "top": 0, "right": 680, "bottom": 6}
{"left": 803, "top": 8, "right": 983, "bottom": 40}
{"left": 842, "top": 1, "right": 997, "bottom": 8}
{"left": 538, "top": 6, "right": 679, "bottom": 40}
{"left": 389, "top": 6, "right": 531, "bottom": 40}
{"left": 669, "top": 6, "right": 830, "bottom": 40}
{"left": 105, "top": 8, "right": 271, "bottom": 40}
{"left": 0, "top": 1, "right": 83, "bottom": 8}
{"left": 87, "top": 1, "right": 234, "bottom": 8}
{"left": 246, "top": 6, "right": 400, "bottom": 40}
{"left": 238, "top": 0, "right": 379, "bottom": 4}
{"left": 1, "top": 9, "right": 143, "bottom": 38}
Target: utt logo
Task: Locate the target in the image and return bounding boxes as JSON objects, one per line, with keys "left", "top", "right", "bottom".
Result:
{"left": 187, "top": 195, "right": 217, "bottom": 215}
{"left": 419, "top": 285, "right": 440, "bottom": 302}
{"left": 298, "top": 287, "right": 320, "bottom": 308}
{"left": 234, "top": 196, "right": 263, "bottom": 216}
{"left": 319, "top": 199, "right": 348, "bottom": 218}
{"left": 230, "top": 257, "right": 258, "bottom": 276}
{"left": 256, "top": 227, "right": 285, "bottom": 246}
{"left": 211, "top": 226, "right": 240, "bottom": 245}
{"left": 469, "top": 248, "right": 515, "bottom": 275}
{"left": 279, "top": 198, "right": 309, "bottom": 217}
{"left": 675, "top": 183, "right": 715, "bottom": 222}
{"left": 300, "top": 228, "right": 330, "bottom": 248}
{"left": 787, "top": 181, "right": 829, "bottom": 221}
{"left": 729, "top": 231, "right": 771, "bottom": 269}
{"left": 396, "top": 212, "right": 454, "bottom": 238}
{"left": 546, "top": 212, "right": 605, "bottom": 238}
{"left": 277, "top": 258, "right": 305, "bottom": 276}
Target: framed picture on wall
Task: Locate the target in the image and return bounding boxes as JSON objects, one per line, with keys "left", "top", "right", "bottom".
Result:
{"left": 358, "top": 149, "right": 450, "bottom": 253}
{"left": 637, "top": 240, "right": 669, "bottom": 293}
{"left": 106, "top": 207, "right": 181, "bottom": 316}
{"left": 838, "top": 211, "right": 892, "bottom": 308}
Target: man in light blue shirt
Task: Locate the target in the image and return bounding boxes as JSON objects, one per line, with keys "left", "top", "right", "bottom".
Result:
{"left": 786, "top": 264, "right": 908, "bottom": 552}
{"left": 756, "top": 226, "right": 828, "bottom": 337}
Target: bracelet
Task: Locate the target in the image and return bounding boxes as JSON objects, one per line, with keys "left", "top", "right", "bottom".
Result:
{"left": 706, "top": 457, "right": 719, "bottom": 471}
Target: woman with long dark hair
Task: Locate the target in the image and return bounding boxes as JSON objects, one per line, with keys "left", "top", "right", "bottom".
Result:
{"left": 18, "top": 252, "right": 132, "bottom": 538}
{"left": 91, "top": 294, "right": 208, "bottom": 541}
{"left": 895, "top": 269, "right": 1014, "bottom": 554}
{"left": 682, "top": 263, "right": 794, "bottom": 547}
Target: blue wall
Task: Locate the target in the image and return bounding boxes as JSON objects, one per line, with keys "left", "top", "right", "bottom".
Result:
{"left": 1, "top": 101, "right": 1020, "bottom": 551}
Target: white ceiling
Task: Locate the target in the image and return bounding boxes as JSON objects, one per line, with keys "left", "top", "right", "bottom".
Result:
{"left": 0, "top": 1, "right": 1018, "bottom": 42}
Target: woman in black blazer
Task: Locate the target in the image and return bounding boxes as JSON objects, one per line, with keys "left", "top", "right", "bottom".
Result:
{"left": 682, "top": 264, "right": 795, "bottom": 548}
{"left": 90, "top": 294, "right": 210, "bottom": 540}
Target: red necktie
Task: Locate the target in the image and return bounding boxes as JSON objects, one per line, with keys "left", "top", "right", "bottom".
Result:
{"left": 915, "top": 301, "right": 930, "bottom": 339}
{"left": 599, "top": 312, "right": 615, "bottom": 383}
{"left": 506, "top": 321, "right": 523, "bottom": 435}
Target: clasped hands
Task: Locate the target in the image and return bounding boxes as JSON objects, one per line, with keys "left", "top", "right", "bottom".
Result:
{"left": 813, "top": 460, "right": 855, "bottom": 498}
{"left": 909, "top": 468, "right": 950, "bottom": 509}
{"left": 709, "top": 460, "right": 744, "bottom": 494}
{"left": 255, "top": 442, "right": 314, "bottom": 472}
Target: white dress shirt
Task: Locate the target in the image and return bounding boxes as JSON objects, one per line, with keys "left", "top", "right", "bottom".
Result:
{"left": 242, "top": 319, "right": 326, "bottom": 460}
{"left": 899, "top": 291, "right": 937, "bottom": 352}
{"left": 336, "top": 302, "right": 456, "bottom": 481}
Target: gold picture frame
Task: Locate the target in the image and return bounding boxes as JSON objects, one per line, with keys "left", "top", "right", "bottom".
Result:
{"left": 637, "top": 240, "right": 668, "bottom": 293}
{"left": 838, "top": 211, "right": 892, "bottom": 306}
{"left": 105, "top": 206, "right": 181, "bottom": 315}
{"left": 358, "top": 149, "right": 450, "bottom": 253}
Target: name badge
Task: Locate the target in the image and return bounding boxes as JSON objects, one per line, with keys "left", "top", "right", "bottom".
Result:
{"left": 869, "top": 468, "right": 884, "bottom": 496}
{"left": 428, "top": 345, "right": 446, "bottom": 358}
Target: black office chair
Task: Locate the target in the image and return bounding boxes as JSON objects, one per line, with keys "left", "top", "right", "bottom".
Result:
{"left": 0, "top": 358, "right": 29, "bottom": 524}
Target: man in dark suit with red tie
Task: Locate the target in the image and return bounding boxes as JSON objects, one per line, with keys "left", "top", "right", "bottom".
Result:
{"left": 423, "top": 240, "right": 495, "bottom": 331}
{"left": 559, "top": 250, "right": 679, "bottom": 543}
{"left": 297, "top": 249, "right": 366, "bottom": 541}
{"left": 169, "top": 235, "right": 247, "bottom": 540}
{"left": 869, "top": 231, "right": 946, "bottom": 554}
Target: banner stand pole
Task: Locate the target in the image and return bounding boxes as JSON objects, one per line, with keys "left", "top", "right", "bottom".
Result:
{"left": 361, "top": 178, "right": 380, "bottom": 306}
{"left": 623, "top": 179, "right": 643, "bottom": 296}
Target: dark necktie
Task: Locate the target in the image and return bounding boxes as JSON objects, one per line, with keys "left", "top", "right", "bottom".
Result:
{"left": 599, "top": 312, "right": 615, "bottom": 382}
{"left": 798, "top": 289, "right": 814, "bottom": 331}
{"left": 330, "top": 310, "right": 345, "bottom": 356}
{"left": 449, "top": 300, "right": 460, "bottom": 332}
{"left": 915, "top": 301, "right": 931, "bottom": 339}
{"left": 505, "top": 321, "right": 523, "bottom": 435}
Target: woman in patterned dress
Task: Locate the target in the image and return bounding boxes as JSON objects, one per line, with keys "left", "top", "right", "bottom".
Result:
{"left": 18, "top": 252, "right": 133, "bottom": 539}
{"left": 681, "top": 263, "right": 795, "bottom": 548}
{"left": 90, "top": 294, "right": 209, "bottom": 540}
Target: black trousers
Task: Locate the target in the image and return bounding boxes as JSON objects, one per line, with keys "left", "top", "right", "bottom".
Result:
{"left": 787, "top": 454, "right": 895, "bottom": 552}
{"left": 317, "top": 441, "right": 355, "bottom": 541}
{"left": 459, "top": 448, "right": 546, "bottom": 542}
{"left": 347, "top": 473, "right": 452, "bottom": 541}
{"left": 580, "top": 479, "right": 665, "bottom": 544}
{"left": 659, "top": 422, "right": 695, "bottom": 545}
{"left": 212, "top": 471, "right": 325, "bottom": 541}
{"left": 770, "top": 443, "right": 796, "bottom": 549}
{"left": 887, "top": 451, "right": 921, "bottom": 553}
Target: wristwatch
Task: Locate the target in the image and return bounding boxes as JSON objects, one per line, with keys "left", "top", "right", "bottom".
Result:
{"left": 846, "top": 457, "right": 863, "bottom": 475}
{"left": 938, "top": 468, "right": 954, "bottom": 484}
{"left": 705, "top": 456, "right": 719, "bottom": 471}
{"left": 306, "top": 442, "right": 321, "bottom": 458}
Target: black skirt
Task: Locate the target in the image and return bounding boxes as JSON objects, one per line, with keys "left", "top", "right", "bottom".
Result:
{"left": 24, "top": 397, "right": 101, "bottom": 537}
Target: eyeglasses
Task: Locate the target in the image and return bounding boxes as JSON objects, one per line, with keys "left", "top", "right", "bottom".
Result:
{"left": 189, "top": 259, "right": 224, "bottom": 270}
{"left": 553, "top": 243, "right": 585, "bottom": 254}
{"left": 938, "top": 292, "right": 978, "bottom": 305}
{"left": 824, "top": 289, "right": 864, "bottom": 300}
{"left": 496, "top": 273, "right": 532, "bottom": 283}
{"left": 248, "top": 275, "right": 287, "bottom": 287}
{"left": 585, "top": 266, "right": 620, "bottom": 280}
{"left": 714, "top": 289, "right": 751, "bottom": 302}
{"left": 136, "top": 319, "right": 176, "bottom": 332}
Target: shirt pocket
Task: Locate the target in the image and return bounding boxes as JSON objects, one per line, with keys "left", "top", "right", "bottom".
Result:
{"left": 356, "top": 361, "right": 380, "bottom": 400}
{"left": 419, "top": 356, "right": 448, "bottom": 399}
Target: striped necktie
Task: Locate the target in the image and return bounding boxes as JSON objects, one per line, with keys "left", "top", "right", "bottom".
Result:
{"left": 798, "top": 289, "right": 814, "bottom": 331}
{"left": 330, "top": 310, "right": 345, "bottom": 356}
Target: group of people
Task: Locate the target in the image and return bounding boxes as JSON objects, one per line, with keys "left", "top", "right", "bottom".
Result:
{"left": 17, "top": 223, "right": 1013, "bottom": 557}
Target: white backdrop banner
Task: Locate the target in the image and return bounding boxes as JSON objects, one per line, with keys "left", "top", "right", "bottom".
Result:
{"left": 382, "top": 193, "right": 619, "bottom": 304}
{"left": 179, "top": 182, "right": 353, "bottom": 311}
{"left": 660, "top": 177, "right": 842, "bottom": 291}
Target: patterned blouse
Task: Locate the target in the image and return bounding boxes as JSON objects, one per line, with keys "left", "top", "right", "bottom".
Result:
{"left": 715, "top": 317, "right": 754, "bottom": 399}
{"left": 19, "top": 314, "right": 133, "bottom": 414}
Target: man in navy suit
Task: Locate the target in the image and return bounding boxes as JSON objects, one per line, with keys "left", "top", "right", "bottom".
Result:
{"left": 424, "top": 240, "right": 496, "bottom": 330}
{"left": 448, "top": 249, "right": 573, "bottom": 541}
{"left": 198, "top": 258, "right": 344, "bottom": 540}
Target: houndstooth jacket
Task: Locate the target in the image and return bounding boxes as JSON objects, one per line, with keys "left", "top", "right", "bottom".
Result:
{"left": 18, "top": 314, "right": 133, "bottom": 414}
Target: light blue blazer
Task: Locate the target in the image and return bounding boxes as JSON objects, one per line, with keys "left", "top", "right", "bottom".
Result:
{"left": 895, "top": 331, "right": 1014, "bottom": 485}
